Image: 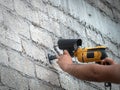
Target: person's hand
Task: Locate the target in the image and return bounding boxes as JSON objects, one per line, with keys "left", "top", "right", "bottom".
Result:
{"left": 101, "top": 58, "right": 116, "bottom": 65}
{"left": 57, "top": 50, "right": 73, "bottom": 71}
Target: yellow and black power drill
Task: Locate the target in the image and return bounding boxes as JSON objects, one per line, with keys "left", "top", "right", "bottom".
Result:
{"left": 48, "top": 39, "right": 111, "bottom": 89}
{"left": 48, "top": 39, "right": 108, "bottom": 63}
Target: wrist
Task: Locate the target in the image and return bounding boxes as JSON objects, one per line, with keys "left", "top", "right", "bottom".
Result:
{"left": 63, "top": 64, "right": 72, "bottom": 72}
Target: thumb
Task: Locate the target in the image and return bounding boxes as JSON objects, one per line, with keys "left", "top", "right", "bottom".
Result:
{"left": 63, "top": 50, "right": 70, "bottom": 56}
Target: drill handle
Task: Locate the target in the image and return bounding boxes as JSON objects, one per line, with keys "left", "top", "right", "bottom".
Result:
{"left": 100, "top": 49, "right": 108, "bottom": 60}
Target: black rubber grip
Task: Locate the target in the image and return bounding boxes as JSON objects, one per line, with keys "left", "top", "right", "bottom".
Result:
{"left": 87, "top": 52, "right": 94, "bottom": 58}
{"left": 100, "top": 50, "right": 108, "bottom": 60}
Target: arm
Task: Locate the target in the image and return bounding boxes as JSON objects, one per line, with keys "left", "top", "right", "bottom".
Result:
{"left": 57, "top": 50, "right": 120, "bottom": 83}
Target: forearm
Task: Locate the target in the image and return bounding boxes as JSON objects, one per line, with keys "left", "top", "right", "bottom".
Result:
{"left": 65, "top": 64, "right": 96, "bottom": 81}
{"left": 64, "top": 64, "right": 100, "bottom": 81}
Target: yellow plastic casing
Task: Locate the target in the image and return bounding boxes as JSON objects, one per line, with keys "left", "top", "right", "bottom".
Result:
{"left": 74, "top": 46, "right": 106, "bottom": 63}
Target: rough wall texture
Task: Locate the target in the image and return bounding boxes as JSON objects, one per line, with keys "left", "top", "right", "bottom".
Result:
{"left": 0, "top": 0, "right": 120, "bottom": 90}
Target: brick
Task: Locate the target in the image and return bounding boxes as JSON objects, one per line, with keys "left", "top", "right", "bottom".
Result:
{"left": 85, "top": 0, "right": 114, "bottom": 19}
{"left": 85, "top": 2, "right": 102, "bottom": 27}
{"left": 0, "top": 23, "right": 22, "bottom": 51}
{"left": 68, "top": 0, "right": 100, "bottom": 27}
{"left": 113, "top": 9, "right": 120, "bottom": 21}
{"left": 118, "top": 47, "right": 120, "bottom": 58}
{"left": 114, "top": 56, "right": 120, "bottom": 64}
{"left": 39, "top": 11, "right": 50, "bottom": 30}
{"left": 0, "top": 35, "right": 22, "bottom": 52}
{"left": 29, "top": 79, "right": 52, "bottom": 90}
{"left": 0, "top": 38, "right": 22, "bottom": 52}
{"left": 47, "top": 5, "right": 82, "bottom": 34}
{"left": 59, "top": 24, "right": 70, "bottom": 38}
{"left": 111, "top": 83, "right": 120, "bottom": 90}
{"left": 66, "top": 16, "right": 81, "bottom": 33}
{"left": 86, "top": 29, "right": 104, "bottom": 45}
{"left": 30, "top": 0, "right": 47, "bottom": 13}
{"left": 87, "top": 82, "right": 105, "bottom": 90}
{"left": 29, "top": 78, "right": 64, "bottom": 90}
{"left": 38, "top": 11, "right": 61, "bottom": 37}
{"left": 47, "top": 0, "right": 69, "bottom": 13}
{"left": 47, "top": 0, "right": 61, "bottom": 8}
{"left": 106, "top": 0, "right": 120, "bottom": 11}
{"left": 81, "top": 38, "right": 89, "bottom": 47}
{"left": 104, "top": 39, "right": 118, "bottom": 56}
{"left": 0, "top": 7, "right": 3, "bottom": 23}
{"left": 3, "top": 9, "right": 30, "bottom": 39}
{"left": 0, "top": 0, "right": 14, "bottom": 10}
{"left": 98, "top": 17, "right": 120, "bottom": 44}
{"left": 84, "top": 1, "right": 120, "bottom": 43}
{"left": 0, "top": 86, "right": 10, "bottom": 90}
{"left": 30, "top": 24, "right": 54, "bottom": 49}
{"left": 113, "top": 0, "right": 120, "bottom": 11}
{"left": 21, "top": 39, "right": 46, "bottom": 63}
{"left": 0, "top": 64, "right": 2, "bottom": 77}
{"left": 105, "top": 0, "right": 113, "bottom": 5}
{"left": 0, "top": 47, "right": 9, "bottom": 66}
{"left": 84, "top": 1, "right": 111, "bottom": 31}
{"left": 95, "top": 0, "right": 113, "bottom": 16}
{"left": 14, "top": 0, "right": 39, "bottom": 24}
{"left": 68, "top": 0, "right": 82, "bottom": 19}
{"left": 106, "top": 51, "right": 120, "bottom": 64}
{"left": 47, "top": 5, "right": 67, "bottom": 25}
{"left": 77, "top": 25, "right": 86, "bottom": 38}
{"left": 59, "top": 73, "right": 104, "bottom": 90}
{"left": 1, "top": 66, "right": 28, "bottom": 90}
{"left": 59, "top": 73, "right": 80, "bottom": 90}
{"left": 96, "top": 18, "right": 120, "bottom": 44}
{"left": 0, "top": 22, "right": 21, "bottom": 43}
{"left": 35, "top": 65, "right": 60, "bottom": 86}
{"left": 82, "top": 82, "right": 103, "bottom": 90}
{"left": 49, "top": 19, "right": 61, "bottom": 37}
{"left": 59, "top": 24, "right": 79, "bottom": 39}
{"left": 8, "top": 50, "right": 35, "bottom": 77}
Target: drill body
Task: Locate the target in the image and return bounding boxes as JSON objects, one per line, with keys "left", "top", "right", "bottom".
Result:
{"left": 74, "top": 46, "right": 107, "bottom": 63}
{"left": 57, "top": 39, "right": 107, "bottom": 63}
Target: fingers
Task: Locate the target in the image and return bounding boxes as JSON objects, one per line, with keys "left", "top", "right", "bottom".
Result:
{"left": 63, "top": 50, "right": 68, "bottom": 54}
{"left": 57, "top": 50, "right": 70, "bottom": 60}
{"left": 101, "top": 60, "right": 108, "bottom": 65}
{"left": 57, "top": 50, "right": 72, "bottom": 65}
{"left": 56, "top": 54, "right": 63, "bottom": 60}
{"left": 102, "top": 58, "right": 115, "bottom": 65}
{"left": 57, "top": 50, "right": 70, "bottom": 58}
{"left": 63, "top": 50, "right": 70, "bottom": 56}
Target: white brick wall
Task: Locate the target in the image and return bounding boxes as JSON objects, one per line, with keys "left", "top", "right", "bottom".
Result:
{"left": 1, "top": 65, "right": 28, "bottom": 90}
{"left": 21, "top": 38, "right": 46, "bottom": 62}
{"left": 0, "top": 0, "right": 120, "bottom": 90}
{"left": 0, "top": 47, "right": 9, "bottom": 66}
{"left": 0, "top": 0, "right": 14, "bottom": 10}
{"left": 35, "top": 65, "right": 60, "bottom": 86}
{"left": 28, "top": 79, "right": 52, "bottom": 90}
{"left": 30, "top": 24, "right": 54, "bottom": 49}
{"left": 8, "top": 50, "right": 35, "bottom": 77}
{"left": 14, "top": 0, "right": 39, "bottom": 24}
